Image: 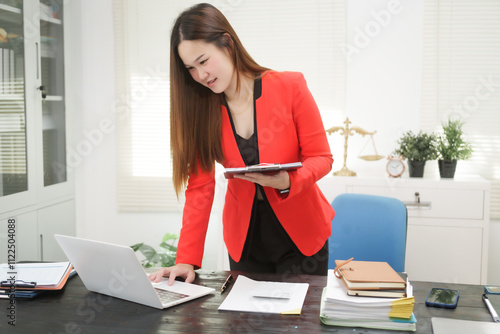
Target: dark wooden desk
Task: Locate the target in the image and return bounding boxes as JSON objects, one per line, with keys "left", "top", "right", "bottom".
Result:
{"left": 0, "top": 271, "right": 493, "bottom": 333}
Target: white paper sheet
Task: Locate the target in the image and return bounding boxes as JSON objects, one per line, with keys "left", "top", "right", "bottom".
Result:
{"left": 218, "top": 275, "right": 309, "bottom": 314}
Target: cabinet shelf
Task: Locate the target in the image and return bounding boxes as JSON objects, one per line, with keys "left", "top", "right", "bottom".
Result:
{"left": 40, "top": 15, "right": 61, "bottom": 25}
{"left": 0, "top": 4, "right": 22, "bottom": 32}
{"left": 0, "top": 3, "right": 21, "bottom": 15}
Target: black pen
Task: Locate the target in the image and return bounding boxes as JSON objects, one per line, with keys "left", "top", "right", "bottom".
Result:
{"left": 221, "top": 275, "right": 233, "bottom": 294}
{"left": 0, "top": 280, "right": 37, "bottom": 289}
{"left": 483, "top": 294, "right": 500, "bottom": 322}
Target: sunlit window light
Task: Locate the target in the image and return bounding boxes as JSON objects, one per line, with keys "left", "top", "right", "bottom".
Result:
{"left": 130, "top": 77, "right": 171, "bottom": 177}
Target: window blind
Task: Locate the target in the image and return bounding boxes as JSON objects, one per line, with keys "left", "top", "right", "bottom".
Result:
{"left": 421, "top": 0, "right": 500, "bottom": 218}
{"left": 113, "top": 0, "right": 345, "bottom": 212}
{"left": 114, "top": 0, "right": 187, "bottom": 212}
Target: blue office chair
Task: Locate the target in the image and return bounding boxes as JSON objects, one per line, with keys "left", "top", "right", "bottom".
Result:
{"left": 328, "top": 193, "right": 408, "bottom": 272}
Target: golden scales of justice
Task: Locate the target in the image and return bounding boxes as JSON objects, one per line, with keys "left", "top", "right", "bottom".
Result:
{"left": 326, "top": 117, "right": 384, "bottom": 176}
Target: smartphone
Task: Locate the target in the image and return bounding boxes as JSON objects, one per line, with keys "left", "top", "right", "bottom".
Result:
{"left": 425, "top": 288, "right": 459, "bottom": 309}
{"left": 484, "top": 286, "right": 500, "bottom": 295}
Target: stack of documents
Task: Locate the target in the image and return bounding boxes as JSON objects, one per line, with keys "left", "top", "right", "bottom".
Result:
{"left": 320, "top": 270, "right": 417, "bottom": 331}
{"left": 0, "top": 262, "right": 74, "bottom": 299}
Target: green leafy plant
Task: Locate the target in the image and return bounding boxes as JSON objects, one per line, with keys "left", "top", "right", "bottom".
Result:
{"left": 437, "top": 119, "right": 473, "bottom": 161}
{"left": 131, "top": 233, "right": 178, "bottom": 268}
{"left": 395, "top": 130, "right": 438, "bottom": 161}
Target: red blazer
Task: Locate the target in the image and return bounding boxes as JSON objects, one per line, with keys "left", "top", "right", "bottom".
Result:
{"left": 176, "top": 71, "right": 335, "bottom": 268}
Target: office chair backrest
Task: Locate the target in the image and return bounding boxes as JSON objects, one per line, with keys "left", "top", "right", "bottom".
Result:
{"left": 328, "top": 193, "right": 408, "bottom": 272}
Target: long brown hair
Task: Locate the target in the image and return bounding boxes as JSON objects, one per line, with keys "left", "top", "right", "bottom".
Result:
{"left": 170, "top": 3, "right": 268, "bottom": 196}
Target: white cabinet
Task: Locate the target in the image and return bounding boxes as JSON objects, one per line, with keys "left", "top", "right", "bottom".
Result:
{"left": 317, "top": 175, "right": 491, "bottom": 284}
{"left": 0, "top": 1, "right": 74, "bottom": 262}
{"left": 37, "top": 199, "right": 75, "bottom": 261}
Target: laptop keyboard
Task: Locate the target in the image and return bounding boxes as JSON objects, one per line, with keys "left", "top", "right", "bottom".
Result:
{"left": 155, "top": 288, "right": 189, "bottom": 304}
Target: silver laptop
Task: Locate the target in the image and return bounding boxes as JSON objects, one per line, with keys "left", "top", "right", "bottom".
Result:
{"left": 54, "top": 234, "right": 215, "bottom": 309}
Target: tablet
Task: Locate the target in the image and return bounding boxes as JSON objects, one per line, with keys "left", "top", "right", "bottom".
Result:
{"left": 224, "top": 162, "right": 303, "bottom": 179}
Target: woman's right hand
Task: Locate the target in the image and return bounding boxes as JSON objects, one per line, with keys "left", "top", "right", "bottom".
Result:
{"left": 148, "top": 263, "right": 196, "bottom": 286}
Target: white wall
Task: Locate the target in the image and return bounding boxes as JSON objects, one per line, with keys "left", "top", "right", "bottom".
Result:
{"left": 324, "top": 0, "right": 427, "bottom": 179}
{"left": 69, "top": 0, "right": 500, "bottom": 283}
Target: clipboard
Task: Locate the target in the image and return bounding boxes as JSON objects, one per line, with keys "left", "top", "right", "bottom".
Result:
{"left": 0, "top": 262, "right": 74, "bottom": 290}
{"left": 19, "top": 266, "right": 74, "bottom": 290}
{"left": 224, "top": 162, "right": 303, "bottom": 179}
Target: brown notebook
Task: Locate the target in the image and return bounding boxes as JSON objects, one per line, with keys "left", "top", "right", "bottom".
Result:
{"left": 334, "top": 259, "right": 406, "bottom": 290}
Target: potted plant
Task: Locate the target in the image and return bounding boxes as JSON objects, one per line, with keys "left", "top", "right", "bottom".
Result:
{"left": 395, "top": 131, "right": 438, "bottom": 177}
{"left": 131, "top": 233, "right": 178, "bottom": 268}
{"left": 437, "top": 119, "right": 472, "bottom": 178}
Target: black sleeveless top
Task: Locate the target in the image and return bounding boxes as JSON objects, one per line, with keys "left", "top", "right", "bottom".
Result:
{"left": 235, "top": 133, "right": 258, "bottom": 166}
{"left": 223, "top": 78, "right": 298, "bottom": 263}
{"left": 224, "top": 77, "right": 261, "bottom": 166}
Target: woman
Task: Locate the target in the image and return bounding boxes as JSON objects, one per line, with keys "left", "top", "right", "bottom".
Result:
{"left": 150, "top": 3, "right": 334, "bottom": 285}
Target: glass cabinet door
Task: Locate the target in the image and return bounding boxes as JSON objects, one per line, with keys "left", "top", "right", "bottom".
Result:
{"left": 39, "top": 0, "right": 66, "bottom": 187}
{"left": 0, "top": 2, "right": 27, "bottom": 197}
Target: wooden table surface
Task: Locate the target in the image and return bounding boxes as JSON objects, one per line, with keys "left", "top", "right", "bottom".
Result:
{"left": 0, "top": 270, "right": 494, "bottom": 333}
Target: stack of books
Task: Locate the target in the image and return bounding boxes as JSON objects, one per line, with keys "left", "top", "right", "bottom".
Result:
{"left": 320, "top": 260, "right": 416, "bottom": 331}
{"left": 335, "top": 260, "right": 409, "bottom": 298}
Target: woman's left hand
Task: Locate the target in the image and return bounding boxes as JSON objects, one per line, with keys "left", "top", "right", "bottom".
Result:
{"left": 234, "top": 170, "right": 290, "bottom": 190}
